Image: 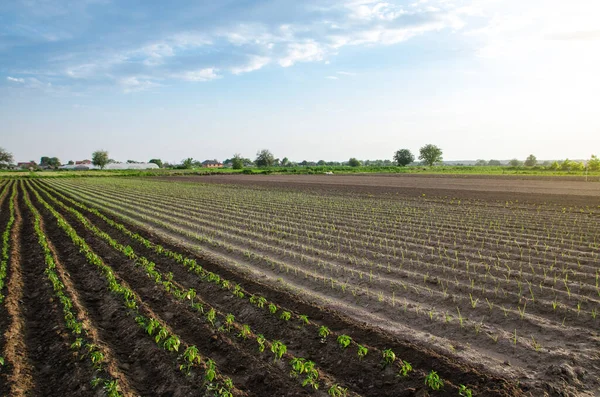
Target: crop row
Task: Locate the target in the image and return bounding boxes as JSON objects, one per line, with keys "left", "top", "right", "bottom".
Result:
{"left": 40, "top": 178, "right": 600, "bottom": 388}
{"left": 44, "top": 179, "right": 600, "bottom": 344}
{"left": 32, "top": 179, "right": 480, "bottom": 395}
{"left": 27, "top": 182, "right": 241, "bottom": 397}
{"left": 21, "top": 182, "right": 124, "bottom": 395}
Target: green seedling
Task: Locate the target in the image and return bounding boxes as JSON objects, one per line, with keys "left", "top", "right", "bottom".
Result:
{"left": 458, "top": 384, "right": 473, "bottom": 397}
{"left": 318, "top": 326, "right": 331, "bottom": 340}
{"left": 337, "top": 335, "right": 352, "bottom": 349}
{"left": 357, "top": 344, "right": 368, "bottom": 360}
{"left": 398, "top": 360, "right": 412, "bottom": 377}
{"left": 206, "top": 308, "right": 216, "bottom": 326}
{"left": 205, "top": 359, "right": 217, "bottom": 383}
{"left": 280, "top": 311, "right": 292, "bottom": 321}
{"left": 327, "top": 384, "right": 348, "bottom": 397}
{"left": 224, "top": 313, "right": 235, "bottom": 332}
{"left": 298, "top": 315, "right": 309, "bottom": 325}
{"left": 237, "top": 324, "right": 252, "bottom": 340}
{"left": 425, "top": 370, "right": 444, "bottom": 390}
{"left": 256, "top": 334, "right": 266, "bottom": 352}
{"left": 163, "top": 335, "right": 181, "bottom": 352}
{"left": 271, "top": 340, "right": 287, "bottom": 361}
{"left": 268, "top": 303, "right": 277, "bottom": 314}
{"left": 382, "top": 349, "right": 396, "bottom": 367}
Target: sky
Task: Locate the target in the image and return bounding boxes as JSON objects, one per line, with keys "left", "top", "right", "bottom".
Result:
{"left": 1, "top": 0, "right": 599, "bottom": 164}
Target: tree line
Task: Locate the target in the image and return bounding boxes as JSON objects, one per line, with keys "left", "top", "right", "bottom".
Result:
{"left": 1, "top": 146, "right": 599, "bottom": 172}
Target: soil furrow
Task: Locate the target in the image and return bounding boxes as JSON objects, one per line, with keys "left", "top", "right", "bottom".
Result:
{"left": 29, "top": 185, "right": 210, "bottom": 397}
{"left": 36, "top": 180, "right": 522, "bottom": 396}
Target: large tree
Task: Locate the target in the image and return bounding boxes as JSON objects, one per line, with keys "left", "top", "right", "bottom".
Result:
{"left": 255, "top": 149, "right": 275, "bottom": 167}
{"left": 588, "top": 155, "right": 600, "bottom": 171}
{"left": 181, "top": 158, "right": 194, "bottom": 169}
{"left": 524, "top": 154, "right": 537, "bottom": 167}
{"left": 149, "top": 159, "right": 163, "bottom": 168}
{"left": 348, "top": 158, "right": 361, "bottom": 167}
{"left": 419, "top": 144, "right": 443, "bottom": 167}
{"left": 231, "top": 153, "right": 244, "bottom": 169}
{"left": 393, "top": 149, "right": 414, "bottom": 166}
{"left": 92, "top": 150, "right": 109, "bottom": 170}
{"left": 0, "top": 147, "right": 14, "bottom": 168}
{"left": 41, "top": 156, "right": 61, "bottom": 168}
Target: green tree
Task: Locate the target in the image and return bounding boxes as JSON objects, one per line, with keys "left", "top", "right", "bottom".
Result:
{"left": 181, "top": 158, "right": 194, "bottom": 169}
{"left": 281, "top": 157, "right": 290, "bottom": 167}
{"left": 524, "top": 154, "right": 537, "bottom": 167}
{"left": 475, "top": 159, "right": 488, "bottom": 166}
{"left": 255, "top": 149, "right": 275, "bottom": 167}
{"left": 348, "top": 158, "right": 361, "bottom": 167}
{"left": 488, "top": 159, "right": 502, "bottom": 166}
{"left": 0, "top": 147, "right": 13, "bottom": 168}
{"left": 393, "top": 149, "right": 414, "bottom": 166}
{"left": 317, "top": 160, "right": 326, "bottom": 166}
{"left": 508, "top": 159, "right": 523, "bottom": 167}
{"left": 149, "top": 159, "right": 163, "bottom": 168}
{"left": 92, "top": 150, "right": 109, "bottom": 170}
{"left": 231, "top": 153, "right": 244, "bottom": 170}
{"left": 587, "top": 155, "right": 600, "bottom": 171}
{"left": 40, "top": 156, "right": 60, "bottom": 168}
{"left": 419, "top": 144, "right": 443, "bottom": 167}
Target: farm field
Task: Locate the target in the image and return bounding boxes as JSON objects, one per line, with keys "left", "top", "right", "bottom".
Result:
{"left": 0, "top": 176, "right": 598, "bottom": 396}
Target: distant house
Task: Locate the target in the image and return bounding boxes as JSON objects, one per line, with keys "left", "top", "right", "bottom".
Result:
{"left": 59, "top": 162, "right": 159, "bottom": 171}
{"left": 76, "top": 159, "right": 93, "bottom": 165}
{"left": 202, "top": 160, "right": 223, "bottom": 168}
{"left": 17, "top": 161, "right": 37, "bottom": 170}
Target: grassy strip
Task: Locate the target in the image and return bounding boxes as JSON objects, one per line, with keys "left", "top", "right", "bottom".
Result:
{"left": 26, "top": 182, "right": 240, "bottom": 397}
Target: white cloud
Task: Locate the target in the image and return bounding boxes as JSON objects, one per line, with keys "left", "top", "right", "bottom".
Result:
{"left": 120, "top": 77, "right": 161, "bottom": 93}
{"left": 175, "top": 68, "right": 220, "bottom": 82}
{"left": 326, "top": 76, "right": 339, "bottom": 79}
{"left": 7, "top": 76, "right": 25, "bottom": 83}
{"left": 279, "top": 41, "right": 326, "bottom": 67}
{"left": 337, "top": 71, "right": 356, "bottom": 76}
{"left": 231, "top": 56, "right": 270, "bottom": 74}
{"left": 10, "top": 0, "right": 473, "bottom": 92}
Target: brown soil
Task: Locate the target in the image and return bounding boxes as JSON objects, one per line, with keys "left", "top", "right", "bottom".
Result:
{"left": 29, "top": 188, "right": 214, "bottom": 396}
{"left": 164, "top": 174, "right": 600, "bottom": 206}
{"left": 35, "top": 181, "right": 526, "bottom": 396}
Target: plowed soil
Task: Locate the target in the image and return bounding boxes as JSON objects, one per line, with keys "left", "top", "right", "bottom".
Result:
{"left": 167, "top": 174, "right": 600, "bottom": 206}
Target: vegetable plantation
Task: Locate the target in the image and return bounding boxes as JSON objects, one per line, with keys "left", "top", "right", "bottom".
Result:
{"left": 0, "top": 175, "right": 598, "bottom": 396}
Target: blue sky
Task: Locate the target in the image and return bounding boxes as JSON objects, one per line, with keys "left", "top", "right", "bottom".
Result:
{"left": 1, "top": 0, "right": 599, "bottom": 164}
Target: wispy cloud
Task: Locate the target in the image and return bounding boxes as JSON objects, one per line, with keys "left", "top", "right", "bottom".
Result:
{"left": 7, "top": 76, "right": 25, "bottom": 83}
{"left": 230, "top": 56, "right": 270, "bottom": 75}
{"left": 2, "top": 0, "right": 474, "bottom": 92}
{"left": 326, "top": 76, "right": 339, "bottom": 80}
{"left": 175, "top": 68, "right": 220, "bottom": 82}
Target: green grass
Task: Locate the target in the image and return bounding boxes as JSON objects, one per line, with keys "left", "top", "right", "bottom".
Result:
{"left": 1, "top": 165, "right": 598, "bottom": 179}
